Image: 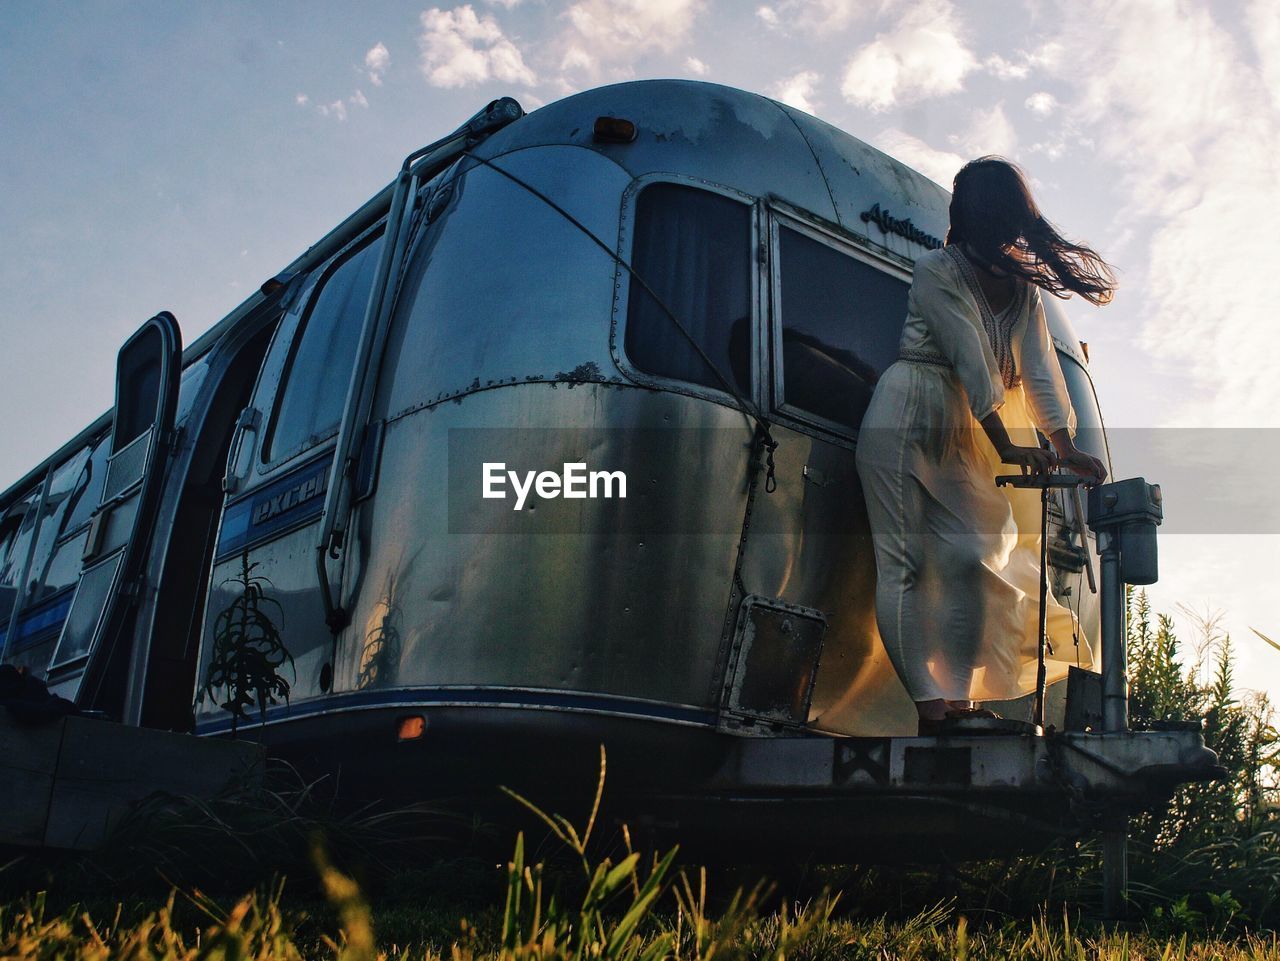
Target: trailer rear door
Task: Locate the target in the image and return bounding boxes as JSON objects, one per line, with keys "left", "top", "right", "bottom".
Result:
{"left": 46, "top": 311, "right": 182, "bottom": 711}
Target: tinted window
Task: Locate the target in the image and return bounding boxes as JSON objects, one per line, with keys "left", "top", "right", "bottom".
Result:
{"left": 115, "top": 354, "right": 160, "bottom": 450}
{"left": 26, "top": 444, "right": 98, "bottom": 603}
{"left": 61, "top": 435, "right": 109, "bottom": 535}
{"left": 625, "top": 184, "right": 751, "bottom": 396}
{"left": 34, "top": 531, "right": 87, "bottom": 603}
{"left": 0, "top": 493, "right": 39, "bottom": 624}
{"left": 265, "top": 233, "right": 385, "bottom": 461}
{"left": 777, "top": 226, "right": 908, "bottom": 431}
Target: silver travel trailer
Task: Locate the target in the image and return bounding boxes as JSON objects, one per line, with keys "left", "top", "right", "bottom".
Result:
{"left": 1, "top": 80, "right": 1215, "bottom": 864}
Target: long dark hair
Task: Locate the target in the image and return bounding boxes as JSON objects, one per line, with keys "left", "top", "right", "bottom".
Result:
{"left": 947, "top": 156, "right": 1116, "bottom": 306}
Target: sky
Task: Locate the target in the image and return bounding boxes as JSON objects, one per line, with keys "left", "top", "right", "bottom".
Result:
{"left": 2, "top": 0, "right": 1279, "bottom": 699}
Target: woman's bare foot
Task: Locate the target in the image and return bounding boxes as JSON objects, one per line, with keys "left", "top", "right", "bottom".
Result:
{"left": 916, "top": 698, "right": 1004, "bottom": 734}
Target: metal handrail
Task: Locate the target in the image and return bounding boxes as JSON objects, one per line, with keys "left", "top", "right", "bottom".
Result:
{"left": 314, "top": 97, "right": 524, "bottom": 631}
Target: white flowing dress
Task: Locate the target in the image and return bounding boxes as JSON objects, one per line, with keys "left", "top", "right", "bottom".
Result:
{"left": 854, "top": 244, "right": 1095, "bottom": 703}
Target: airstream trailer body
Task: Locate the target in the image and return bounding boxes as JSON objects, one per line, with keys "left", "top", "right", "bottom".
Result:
{"left": 0, "top": 81, "right": 1214, "bottom": 858}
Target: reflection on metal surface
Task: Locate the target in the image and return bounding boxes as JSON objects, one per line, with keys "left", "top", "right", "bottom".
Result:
{"left": 357, "top": 569, "right": 403, "bottom": 690}
{"left": 200, "top": 551, "right": 295, "bottom": 735}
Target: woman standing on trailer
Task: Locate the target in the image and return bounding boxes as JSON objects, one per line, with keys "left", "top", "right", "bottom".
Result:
{"left": 855, "top": 157, "right": 1113, "bottom": 736}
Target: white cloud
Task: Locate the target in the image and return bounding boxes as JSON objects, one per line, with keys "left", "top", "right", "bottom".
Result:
{"left": 872, "top": 128, "right": 964, "bottom": 187}
{"left": 418, "top": 5, "right": 537, "bottom": 88}
{"left": 318, "top": 99, "right": 348, "bottom": 121}
{"left": 1025, "top": 91, "right": 1057, "bottom": 116}
{"left": 308, "top": 45, "right": 380, "bottom": 119}
{"left": 769, "top": 69, "right": 821, "bottom": 113}
{"left": 1027, "top": 138, "right": 1068, "bottom": 161}
{"left": 487, "top": 0, "right": 525, "bottom": 6}
{"left": 840, "top": 0, "right": 977, "bottom": 111}
{"left": 950, "top": 102, "right": 1016, "bottom": 157}
{"left": 685, "top": 55, "right": 709, "bottom": 76}
{"left": 1248, "top": 0, "right": 1280, "bottom": 111}
{"left": 984, "top": 53, "right": 1029, "bottom": 80}
{"left": 1025, "top": 40, "right": 1064, "bottom": 71}
{"left": 364, "top": 42, "right": 390, "bottom": 86}
{"left": 559, "top": 45, "right": 595, "bottom": 75}
{"left": 312, "top": 89, "right": 369, "bottom": 120}
{"left": 1046, "top": 0, "right": 1280, "bottom": 428}
{"left": 557, "top": 0, "right": 705, "bottom": 81}
{"left": 754, "top": 0, "right": 867, "bottom": 34}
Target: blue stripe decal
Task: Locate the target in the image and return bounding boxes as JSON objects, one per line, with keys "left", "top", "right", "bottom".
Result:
{"left": 194, "top": 687, "right": 717, "bottom": 735}
{"left": 215, "top": 453, "right": 334, "bottom": 560}
{"left": 0, "top": 588, "right": 75, "bottom": 654}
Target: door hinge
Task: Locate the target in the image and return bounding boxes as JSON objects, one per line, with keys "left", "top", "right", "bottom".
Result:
{"left": 82, "top": 512, "right": 106, "bottom": 562}
{"left": 159, "top": 425, "right": 183, "bottom": 453}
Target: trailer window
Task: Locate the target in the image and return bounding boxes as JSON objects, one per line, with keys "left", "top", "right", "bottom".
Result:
{"left": 776, "top": 226, "right": 908, "bottom": 432}
{"left": 265, "top": 232, "right": 385, "bottom": 462}
{"left": 25, "top": 444, "right": 98, "bottom": 604}
{"left": 624, "top": 183, "right": 751, "bottom": 396}
{"left": 0, "top": 492, "right": 39, "bottom": 627}
{"left": 114, "top": 351, "right": 161, "bottom": 451}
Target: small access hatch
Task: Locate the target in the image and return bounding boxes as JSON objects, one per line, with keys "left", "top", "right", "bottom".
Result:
{"left": 721, "top": 595, "right": 826, "bottom": 732}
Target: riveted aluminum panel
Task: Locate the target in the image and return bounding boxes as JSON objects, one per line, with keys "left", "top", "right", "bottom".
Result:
{"left": 336, "top": 384, "right": 753, "bottom": 709}
{"left": 473, "top": 80, "right": 838, "bottom": 227}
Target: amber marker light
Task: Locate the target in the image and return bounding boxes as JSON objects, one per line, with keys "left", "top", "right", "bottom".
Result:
{"left": 259, "top": 270, "right": 296, "bottom": 297}
{"left": 593, "top": 116, "right": 637, "bottom": 144}
{"left": 397, "top": 715, "right": 427, "bottom": 741}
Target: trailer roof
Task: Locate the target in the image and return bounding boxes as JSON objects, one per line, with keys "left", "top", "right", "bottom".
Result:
{"left": 2, "top": 79, "right": 1090, "bottom": 508}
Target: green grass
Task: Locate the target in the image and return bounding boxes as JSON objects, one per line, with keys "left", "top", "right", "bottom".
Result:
{"left": 3, "top": 749, "right": 1279, "bottom": 960}
{"left": 5, "top": 845, "right": 1280, "bottom": 961}
{"left": 5, "top": 588, "right": 1280, "bottom": 957}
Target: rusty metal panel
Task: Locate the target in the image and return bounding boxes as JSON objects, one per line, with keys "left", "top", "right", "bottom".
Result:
{"left": 721, "top": 596, "right": 826, "bottom": 731}
{"left": 1066, "top": 665, "right": 1104, "bottom": 732}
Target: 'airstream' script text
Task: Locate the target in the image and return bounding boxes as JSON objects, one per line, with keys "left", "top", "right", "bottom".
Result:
{"left": 483, "top": 463, "right": 627, "bottom": 511}
{"left": 860, "top": 202, "right": 943, "bottom": 250}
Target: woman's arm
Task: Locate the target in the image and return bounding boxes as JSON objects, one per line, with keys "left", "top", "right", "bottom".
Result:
{"left": 1019, "top": 290, "right": 1106, "bottom": 482}
{"left": 980, "top": 411, "right": 1058, "bottom": 473}
{"left": 1048, "top": 428, "right": 1107, "bottom": 483}
{"left": 914, "top": 255, "right": 1060, "bottom": 473}
{"left": 978, "top": 414, "right": 1106, "bottom": 480}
